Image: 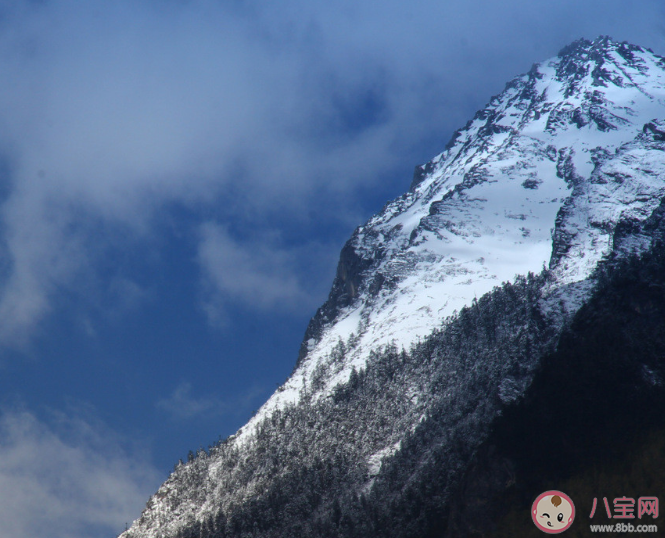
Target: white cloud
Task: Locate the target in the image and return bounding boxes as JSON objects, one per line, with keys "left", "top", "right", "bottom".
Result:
{"left": 156, "top": 381, "right": 265, "bottom": 421}
{"left": 156, "top": 382, "right": 224, "bottom": 421}
{"left": 197, "top": 222, "right": 332, "bottom": 322}
{"left": 0, "top": 407, "right": 162, "bottom": 538}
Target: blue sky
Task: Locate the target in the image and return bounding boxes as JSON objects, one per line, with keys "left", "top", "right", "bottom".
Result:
{"left": 0, "top": 1, "right": 664, "bottom": 536}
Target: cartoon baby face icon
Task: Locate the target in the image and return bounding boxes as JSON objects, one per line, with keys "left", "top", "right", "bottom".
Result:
{"left": 531, "top": 491, "right": 575, "bottom": 533}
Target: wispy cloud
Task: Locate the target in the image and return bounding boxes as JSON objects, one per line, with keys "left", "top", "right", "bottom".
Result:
{"left": 156, "top": 382, "right": 223, "bottom": 421}
{"left": 197, "top": 222, "right": 330, "bottom": 323}
{"left": 156, "top": 381, "right": 264, "bottom": 421}
{"left": 0, "top": 407, "right": 162, "bottom": 538}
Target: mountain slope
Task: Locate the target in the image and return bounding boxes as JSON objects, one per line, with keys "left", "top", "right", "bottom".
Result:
{"left": 120, "top": 37, "right": 665, "bottom": 538}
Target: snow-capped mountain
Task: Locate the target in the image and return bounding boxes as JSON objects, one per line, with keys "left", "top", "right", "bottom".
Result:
{"left": 236, "top": 35, "right": 665, "bottom": 435}
{"left": 121, "top": 37, "right": 665, "bottom": 538}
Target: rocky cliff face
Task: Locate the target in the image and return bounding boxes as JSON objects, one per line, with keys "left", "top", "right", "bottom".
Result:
{"left": 120, "top": 37, "right": 665, "bottom": 538}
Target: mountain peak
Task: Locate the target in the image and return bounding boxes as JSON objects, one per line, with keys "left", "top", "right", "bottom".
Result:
{"left": 558, "top": 35, "right": 611, "bottom": 56}
{"left": 266, "top": 35, "right": 665, "bottom": 424}
{"left": 554, "top": 35, "right": 663, "bottom": 94}
{"left": 556, "top": 35, "right": 646, "bottom": 60}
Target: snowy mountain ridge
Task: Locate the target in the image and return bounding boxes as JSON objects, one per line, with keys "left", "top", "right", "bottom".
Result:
{"left": 232, "top": 36, "right": 665, "bottom": 440}
{"left": 121, "top": 37, "right": 665, "bottom": 538}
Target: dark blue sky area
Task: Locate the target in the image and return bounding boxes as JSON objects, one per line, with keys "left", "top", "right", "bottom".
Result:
{"left": 1, "top": 208, "right": 325, "bottom": 471}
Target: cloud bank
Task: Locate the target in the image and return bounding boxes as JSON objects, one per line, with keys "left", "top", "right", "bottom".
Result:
{"left": 0, "top": 407, "right": 162, "bottom": 538}
{"left": 0, "top": 0, "right": 662, "bottom": 343}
